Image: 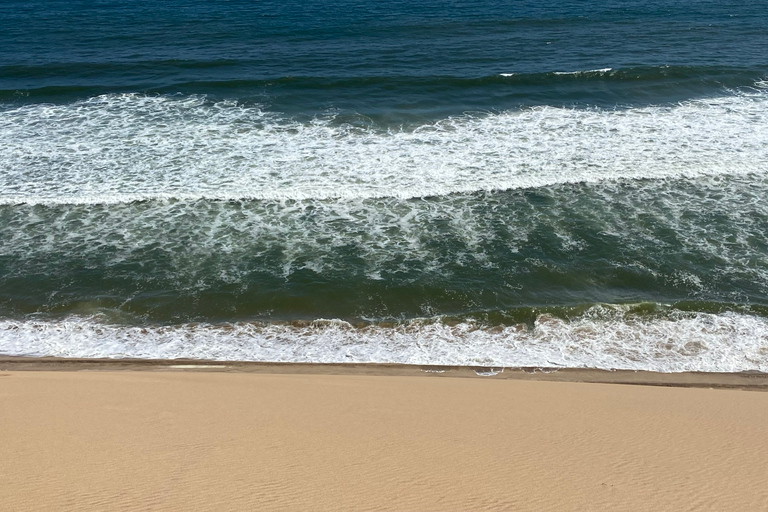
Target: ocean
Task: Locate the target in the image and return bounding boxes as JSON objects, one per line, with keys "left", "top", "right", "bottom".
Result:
{"left": 1, "top": 0, "right": 767, "bottom": 371}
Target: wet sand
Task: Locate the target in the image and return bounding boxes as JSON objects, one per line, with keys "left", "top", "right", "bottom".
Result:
{"left": 2, "top": 358, "right": 768, "bottom": 511}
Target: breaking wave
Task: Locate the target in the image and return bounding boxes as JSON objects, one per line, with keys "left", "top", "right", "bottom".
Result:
{"left": 2, "top": 306, "right": 768, "bottom": 372}
{"left": 1, "top": 89, "right": 767, "bottom": 205}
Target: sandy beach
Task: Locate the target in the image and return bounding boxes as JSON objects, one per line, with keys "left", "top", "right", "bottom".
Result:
{"left": 4, "top": 1, "right": 768, "bottom": 511}
{"left": 1, "top": 360, "right": 767, "bottom": 511}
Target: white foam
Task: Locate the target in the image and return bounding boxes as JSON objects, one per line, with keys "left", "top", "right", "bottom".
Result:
{"left": 2, "top": 308, "right": 767, "bottom": 372}
{"left": 167, "top": 364, "right": 225, "bottom": 369}
{"left": 1, "top": 91, "right": 767, "bottom": 205}
{"left": 553, "top": 67, "right": 613, "bottom": 75}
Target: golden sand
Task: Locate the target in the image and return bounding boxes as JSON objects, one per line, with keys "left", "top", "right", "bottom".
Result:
{"left": 1, "top": 364, "right": 767, "bottom": 511}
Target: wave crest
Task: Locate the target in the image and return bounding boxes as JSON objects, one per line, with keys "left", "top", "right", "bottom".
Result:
{"left": 1, "top": 90, "right": 767, "bottom": 205}
{"left": 2, "top": 307, "right": 767, "bottom": 372}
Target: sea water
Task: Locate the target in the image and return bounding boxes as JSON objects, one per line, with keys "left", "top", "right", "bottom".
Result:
{"left": 1, "top": 0, "right": 768, "bottom": 371}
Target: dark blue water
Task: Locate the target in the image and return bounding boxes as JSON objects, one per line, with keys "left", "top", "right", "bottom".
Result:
{"left": 2, "top": 1, "right": 767, "bottom": 112}
{"left": 1, "top": 0, "right": 768, "bottom": 370}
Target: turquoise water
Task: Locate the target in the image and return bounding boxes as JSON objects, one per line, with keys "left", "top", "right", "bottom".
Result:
{"left": 1, "top": 0, "right": 768, "bottom": 370}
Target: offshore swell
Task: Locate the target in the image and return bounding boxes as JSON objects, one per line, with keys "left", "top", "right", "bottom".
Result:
{"left": 2, "top": 0, "right": 768, "bottom": 372}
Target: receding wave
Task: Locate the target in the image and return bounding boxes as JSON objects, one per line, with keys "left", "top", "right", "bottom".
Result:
{"left": 2, "top": 306, "right": 768, "bottom": 372}
{"left": 1, "top": 88, "right": 767, "bottom": 205}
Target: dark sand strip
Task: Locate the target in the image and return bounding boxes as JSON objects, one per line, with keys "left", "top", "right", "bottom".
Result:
{"left": 2, "top": 356, "right": 767, "bottom": 390}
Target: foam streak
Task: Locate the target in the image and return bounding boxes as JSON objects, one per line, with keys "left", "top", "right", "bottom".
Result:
{"left": 1, "top": 92, "right": 767, "bottom": 204}
{"left": 2, "top": 309, "right": 767, "bottom": 373}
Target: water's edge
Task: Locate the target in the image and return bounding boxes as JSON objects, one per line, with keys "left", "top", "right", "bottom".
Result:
{"left": 2, "top": 356, "right": 767, "bottom": 389}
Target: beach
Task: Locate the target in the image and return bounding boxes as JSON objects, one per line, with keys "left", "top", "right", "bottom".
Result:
{"left": 3, "top": 1, "right": 768, "bottom": 509}
{"left": 2, "top": 361, "right": 767, "bottom": 511}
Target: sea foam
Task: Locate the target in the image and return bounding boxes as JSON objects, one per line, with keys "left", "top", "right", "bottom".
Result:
{"left": 1, "top": 307, "right": 767, "bottom": 372}
{"left": 1, "top": 90, "right": 767, "bottom": 205}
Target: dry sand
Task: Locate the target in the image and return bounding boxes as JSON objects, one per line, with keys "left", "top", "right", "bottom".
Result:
{"left": 1, "top": 362, "right": 768, "bottom": 511}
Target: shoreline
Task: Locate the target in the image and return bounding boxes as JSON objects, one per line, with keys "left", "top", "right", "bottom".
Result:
{"left": 2, "top": 355, "right": 767, "bottom": 390}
